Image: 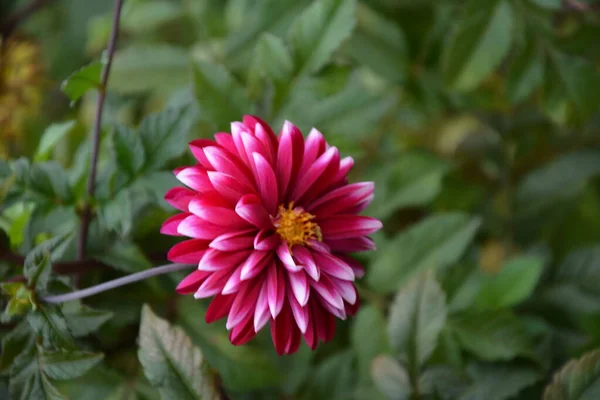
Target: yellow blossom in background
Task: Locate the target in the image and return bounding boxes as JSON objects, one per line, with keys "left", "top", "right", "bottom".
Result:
{"left": 0, "top": 36, "right": 45, "bottom": 157}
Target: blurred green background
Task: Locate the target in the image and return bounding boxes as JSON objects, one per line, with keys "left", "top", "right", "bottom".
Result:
{"left": 2, "top": 0, "right": 600, "bottom": 399}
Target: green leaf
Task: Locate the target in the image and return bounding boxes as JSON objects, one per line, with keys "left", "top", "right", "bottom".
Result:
{"left": 111, "top": 124, "right": 145, "bottom": 178}
{"left": 288, "top": 0, "right": 357, "bottom": 75}
{"left": 300, "top": 351, "right": 355, "bottom": 400}
{"left": 347, "top": 3, "right": 408, "bottom": 82}
{"left": 27, "top": 305, "right": 75, "bottom": 350}
{"left": 388, "top": 271, "right": 447, "bottom": 368}
{"left": 61, "top": 302, "right": 113, "bottom": 337}
{"left": 193, "top": 60, "right": 254, "bottom": 130}
{"left": 516, "top": 151, "right": 600, "bottom": 218}
{"left": 450, "top": 311, "right": 535, "bottom": 361}
{"left": 139, "top": 106, "right": 195, "bottom": 171}
{"left": 0, "top": 321, "right": 34, "bottom": 373}
{"left": 371, "top": 355, "right": 411, "bottom": 400}
{"left": 460, "top": 363, "right": 541, "bottom": 400}
{"left": 40, "top": 349, "right": 103, "bottom": 381}
{"left": 368, "top": 213, "right": 481, "bottom": 293}
{"left": 24, "top": 233, "right": 72, "bottom": 291}
{"left": 9, "top": 345, "right": 68, "bottom": 400}
{"left": 353, "top": 306, "right": 391, "bottom": 383}
{"left": 443, "top": 0, "right": 514, "bottom": 91}
{"left": 60, "top": 61, "right": 102, "bottom": 102}
{"left": 94, "top": 241, "right": 152, "bottom": 273}
{"left": 34, "top": 121, "right": 76, "bottom": 162}
{"left": 254, "top": 33, "right": 294, "bottom": 82}
{"left": 475, "top": 255, "right": 544, "bottom": 310}
{"left": 544, "top": 51, "right": 600, "bottom": 122}
{"left": 420, "top": 366, "right": 470, "bottom": 400}
{"left": 543, "top": 349, "right": 600, "bottom": 400}
{"left": 528, "top": 0, "right": 561, "bottom": 9}
{"left": 27, "top": 163, "right": 75, "bottom": 205}
{"left": 109, "top": 45, "right": 190, "bottom": 94}
{"left": 121, "top": 0, "right": 183, "bottom": 33}
{"left": 138, "top": 305, "right": 218, "bottom": 400}
{"left": 368, "top": 152, "right": 450, "bottom": 220}
{"left": 506, "top": 37, "right": 544, "bottom": 103}
{"left": 556, "top": 246, "right": 600, "bottom": 294}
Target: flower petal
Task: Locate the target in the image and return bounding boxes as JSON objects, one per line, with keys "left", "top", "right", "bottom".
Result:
{"left": 291, "top": 147, "right": 339, "bottom": 202}
{"left": 311, "top": 251, "right": 355, "bottom": 281}
{"left": 325, "top": 237, "right": 376, "bottom": 253}
{"left": 276, "top": 242, "right": 302, "bottom": 272}
{"left": 160, "top": 213, "right": 188, "bottom": 236}
{"left": 226, "top": 281, "right": 261, "bottom": 330}
{"left": 319, "top": 216, "right": 383, "bottom": 240}
{"left": 177, "top": 215, "right": 229, "bottom": 239}
{"left": 189, "top": 195, "right": 249, "bottom": 229}
{"left": 235, "top": 194, "right": 272, "bottom": 229}
{"left": 254, "top": 279, "right": 271, "bottom": 332}
{"left": 175, "top": 166, "right": 213, "bottom": 192}
{"left": 207, "top": 171, "right": 253, "bottom": 205}
{"left": 252, "top": 152, "right": 278, "bottom": 214}
{"left": 308, "top": 182, "right": 375, "bottom": 215}
{"left": 240, "top": 251, "right": 272, "bottom": 281}
{"left": 210, "top": 230, "right": 256, "bottom": 251}
{"left": 198, "top": 248, "right": 251, "bottom": 272}
{"left": 267, "top": 263, "right": 285, "bottom": 318}
{"left": 205, "top": 293, "right": 235, "bottom": 323}
{"left": 293, "top": 246, "right": 320, "bottom": 281}
{"left": 176, "top": 270, "right": 210, "bottom": 294}
{"left": 164, "top": 187, "right": 195, "bottom": 211}
{"left": 167, "top": 239, "right": 210, "bottom": 263}
{"left": 254, "top": 229, "right": 279, "bottom": 251}
{"left": 276, "top": 121, "right": 304, "bottom": 200}
{"left": 288, "top": 271, "right": 310, "bottom": 306}
{"left": 288, "top": 291, "right": 309, "bottom": 334}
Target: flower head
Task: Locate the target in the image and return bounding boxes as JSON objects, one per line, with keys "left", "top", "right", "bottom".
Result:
{"left": 162, "top": 116, "right": 382, "bottom": 355}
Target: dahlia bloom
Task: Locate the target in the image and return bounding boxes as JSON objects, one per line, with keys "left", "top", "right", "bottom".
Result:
{"left": 161, "top": 115, "right": 382, "bottom": 355}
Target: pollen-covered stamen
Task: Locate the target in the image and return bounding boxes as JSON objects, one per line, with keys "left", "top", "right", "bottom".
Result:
{"left": 274, "top": 203, "right": 322, "bottom": 247}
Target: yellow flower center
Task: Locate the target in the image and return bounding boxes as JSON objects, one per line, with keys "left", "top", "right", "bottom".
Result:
{"left": 274, "top": 203, "right": 322, "bottom": 248}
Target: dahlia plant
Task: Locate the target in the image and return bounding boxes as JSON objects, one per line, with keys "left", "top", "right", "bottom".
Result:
{"left": 162, "top": 115, "right": 382, "bottom": 354}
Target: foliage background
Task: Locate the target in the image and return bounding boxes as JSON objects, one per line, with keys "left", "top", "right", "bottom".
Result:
{"left": 2, "top": 0, "right": 600, "bottom": 398}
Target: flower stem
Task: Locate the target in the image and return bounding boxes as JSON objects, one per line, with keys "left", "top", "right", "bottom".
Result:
{"left": 77, "top": 0, "right": 123, "bottom": 260}
{"left": 41, "top": 263, "right": 194, "bottom": 304}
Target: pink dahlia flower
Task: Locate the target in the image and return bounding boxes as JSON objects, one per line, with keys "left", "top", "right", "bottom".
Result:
{"left": 161, "top": 115, "right": 382, "bottom": 355}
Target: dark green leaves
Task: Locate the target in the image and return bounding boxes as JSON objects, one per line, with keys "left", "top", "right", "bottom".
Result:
{"left": 138, "top": 305, "right": 218, "bottom": 400}
{"left": 288, "top": 0, "right": 356, "bottom": 76}
{"left": 371, "top": 355, "right": 411, "bottom": 400}
{"left": 443, "top": 0, "right": 514, "bottom": 91}
{"left": 254, "top": 33, "right": 294, "bottom": 82}
{"left": 60, "top": 61, "right": 102, "bottom": 103}
{"left": 24, "top": 233, "right": 72, "bottom": 292}
{"left": 450, "top": 311, "right": 535, "bottom": 361}
{"left": 139, "top": 106, "right": 196, "bottom": 171}
{"left": 475, "top": 255, "right": 544, "bottom": 310}
{"left": 39, "top": 349, "right": 103, "bottom": 381}
{"left": 193, "top": 60, "right": 254, "bottom": 130}
{"left": 368, "top": 213, "right": 481, "bottom": 293}
{"left": 111, "top": 124, "right": 145, "bottom": 178}
{"left": 388, "top": 271, "right": 447, "bottom": 368}
{"left": 544, "top": 349, "right": 600, "bottom": 400}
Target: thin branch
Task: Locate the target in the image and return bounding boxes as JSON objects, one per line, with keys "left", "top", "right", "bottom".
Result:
{"left": 0, "top": 0, "right": 57, "bottom": 37}
{"left": 77, "top": 0, "right": 124, "bottom": 260}
{"left": 41, "top": 263, "right": 194, "bottom": 304}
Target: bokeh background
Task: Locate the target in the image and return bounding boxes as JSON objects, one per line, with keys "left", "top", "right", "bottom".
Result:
{"left": 2, "top": 0, "right": 600, "bottom": 399}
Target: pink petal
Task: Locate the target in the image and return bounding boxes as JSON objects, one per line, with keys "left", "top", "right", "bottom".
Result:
{"left": 160, "top": 213, "right": 188, "bottom": 236}
{"left": 240, "top": 251, "right": 272, "bottom": 280}
{"left": 235, "top": 194, "right": 272, "bottom": 229}
{"left": 198, "top": 248, "right": 251, "bottom": 272}
{"left": 204, "top": 146, "right": 253, "bottom": 188}
{"left": 164, "top": 187, "right": 195, "bottom": 211}
{"left": 253, "top": 122, "right": 275, "bottom": 165}
{"left": 293, "top": 246, "right": 320, "bottom": 281}
{"left": 252, "top": 152, "right": 278, "bottom": 214}
{"left": 175, "top": 166, "right": 213, "bottom": 192}
{"left": 325, "top": 237, "right": 376, "bottom": 253}
{"left": 167, "top": 239, "right": 210, "bottom": 263}
{"left": 288, "top": 291, "right": 309, "bottom": 334}
{"left": 288, "top": 271, "right": 310, "bottom": 306}
{"left": 176, "top": 270, "right": 210, "bottom": 294}
{"left": 254, "top": 229, "right": 279, "bottom": 251}
{"left": 312, "top": 298, "right": 336, "bottom": 343}
{"left": 189, "top": 196, "right": 249, "bottom": 229}
{"left": 214, "top": 132, "right": 238, "bottom": 155}
{"left": 189, "top": 139, "right": 216, "bottom": 169}
{"left": 207, "top": 171, "right": 253, "bottom": 205}
{"left": 298, "top": 128, "right": 326, "bottom": 177}
{"left": 194, "top": 268, "right": 234, "bottom": 298}
{"left": 330, "top": 278, "right": 357, "bottom": 305}
{"left": 267, "top": 263, "right": 285, "bottom": 318}
{"left": 176, "top": 215, "right": 229, "bottom": 239}
{"left": 308, "top": 239, "right": 331, "bottom": 253}
{"left": 271, "top": 302, "right": 294, "bottom": 355}
{"left": 222, "top": 265, "right": 243, "bottom": 294}
{"left": 205, "top": 293, "right": 235, "bottom": 323}
{"left": 319, "top": 216, "right": 383, "bottom": 240}
{"left": 308, "top": 182, "right": 375, "bottom": 215}
{"left": 291, "top": 147, "right": 339, "bottom": 202}
{"left": 244, "top": 115, "right": 278, "bottom": 159}
{"left": 336, "top": 254, "right": 366, "bottom": 279}
{"left": 303, "top": 308, "right": 317, "bottom": 350}
{"left": 241, "top": 131, "right": 269, "bottom": 178}
{"left": 311, "top": 251, "right": 355, "bottom": 281}
{"left": 231, "top": 122, "right": 253, "bottom": 167}
{"left": 276, "top": 242, "right": 302, "bottom": 272}
{"left": 333, "top": 156, "right": 354, "bottom": 185}
{"left": 227, "top": 281, "right": 261, "bottom": 330}
{"left": 210, "top": 230, "right": 255, "bottom": 251}
{"left": 311, "top": 275, "right": 344, "bottom": 310}
{"left": 276, "top": 121, "right": 304, "bottom": 200}
{"left": 229, "top": 313, "right": 256, "bottom": 345}
{"left": 254, "top": 279, "right": 271, "bottom": 332}
{"left": 319, "top": 295, "right": 347, "bottom": 320}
